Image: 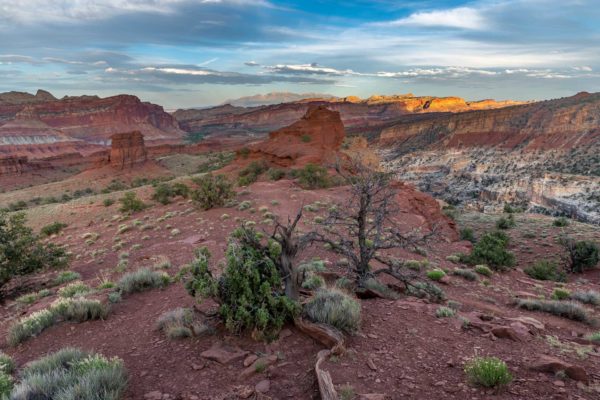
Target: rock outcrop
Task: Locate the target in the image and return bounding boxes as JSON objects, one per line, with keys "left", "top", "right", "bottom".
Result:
{"left": 109, "top": 131, "right": 148, "bottom": 169}
{"left": 245, "top": 105, "right": 345, "bottom": 167}
{"left": 0, "top": 155, "right": 29, "bottom": 176}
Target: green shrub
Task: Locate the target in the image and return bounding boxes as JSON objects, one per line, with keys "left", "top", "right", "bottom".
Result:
{"left": 152, "top": 183, "right": 174, "bottom": 205}
{"left": 464, "top": 357, "right": 512, "bottom": 388}
{"left": 53, "top": 271, "right": 81, "bottom": 285}
{"left": 302, "top": 274, "right": 325, "bottom": 290}
{"left": 16, "top": 293, "right": 38, "bottom": 305}
{"left": 238, "top": 160, "right": 268, "bottom": 186}
{"left": 58, "top": 281, "right": 92, "bottom": 298}
{"left": 119, "top": 191, "right": 147, "bottom": 213}
{"left": 467, "top": 231, "right": 515, "bottom": 271}
{"left": 496, "top": 214, "right": 516, "bottom": 230}
{"left": 108, "top": 292, "right": 122, "bottom": 303}
{"left": 191, "top": 174, "right": 234, "bottom": 210}
{"left": 570, "top": 290, "right": 600, "bottom": 306}
{"left": 552, "top": 288, "right": 571, "bottom": 300}
{"left": 474, "top": 265, "right": 493, "bottom": 277}
{"left": 0, "top": 352, "right": 14, "bottom": 374}
{"left": 185, "top": 241, "right": 299, "bottom": 339}
{"left": 452, "top": 268, "right": 478, "bottom": 281}
{"left": 553, "top": 217, "right": 569, "bottom": 227}
{"left": 267, "top": 168, "right": 286, "bottom": 181}
{"left": 103, "top": 198, "right": 115, "bottom": 207}
{"left": 564, "top": 240, "right": 599, "bottom": 273}
{"left": 300, "top": 134, "right": 311, "bottom": 143}
{"left": 427, "top": 269, "right": 446, "bottom": 281}
{"left": 436, "top": 306, "right": 455, "bottom": 318}
{"left": 407, "top": 282, "right": 446, "bottom": 302}
{"left": 0, "top": 371, "right": 12, "bottom": 398}
{"left": 363, "top": 278, "right": 399, "bottom": 299}
{"left": 460, "top": 227, "right": 476, "bottom": 243}
{"left": 0, "top": 211, "right": 69, "bottom": 300}
{"left": 305, "top": 288, "right": 361, "bottom": 334}
{"left": 524, "top": 260, "right": 566, "bottom": 282}
{"left": 503, "top": 203, "right": 516, "bottom": 213}
{"left": 587, "top": 332, "right": 600, "bottom": 342}
{"left": 155, "top": 307, "right": 205, "bottom": 339}
{"left": 7, "top": 309, "right": 56, "bottom": 346}
{"left": 10, "top": 348, "right": 126, "bottom": 400}
{"left": 117, "top": 268, "right": 170, "bottom": 294}
{"left": 51, "top": 298, "right": 109, "bottom": 322}
{"left": 40, "top": 222, "right": 67, "bottom": 237}
{"left": 515, "top": 299, "right": 590, "bottom": 323}
{"left": 297, "top": 164, "right": 330, "bottom": 189}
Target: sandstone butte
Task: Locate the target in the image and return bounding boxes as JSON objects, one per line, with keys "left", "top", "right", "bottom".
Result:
{"left": 109, "top": 131, "right": 148, "bottom": 169}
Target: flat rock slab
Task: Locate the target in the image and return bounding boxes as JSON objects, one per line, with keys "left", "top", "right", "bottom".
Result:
{"left": 201, "top": 342, "right": 249, "bottom": 365}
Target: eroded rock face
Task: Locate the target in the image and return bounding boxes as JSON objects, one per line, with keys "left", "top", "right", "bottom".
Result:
{"left": 247, "top": 105, "right": 346, "bottom": 167}
{"left": 0, "top": 155, "right": 29, "bottom": 176}
{"left": 109, "top": 131, "right": 148, "bottom": 169}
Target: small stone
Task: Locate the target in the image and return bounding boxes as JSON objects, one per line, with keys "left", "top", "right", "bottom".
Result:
{"left": 244, "top": 354, "right": 258, "bottom": 367}
{"left": 553, "top": 380, "right": 565, "bottom": 387}
{"left": 255, "top": 379, "right": 271, "bottom": 393}
{"left": 367, "top": 357, "right": 377, "bottom": 371}
{"left": 144, "top": 391, "right": 163, "bottom": 400}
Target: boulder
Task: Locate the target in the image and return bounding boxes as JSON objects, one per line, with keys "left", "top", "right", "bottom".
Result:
{"left": 529, "top": 355, "right": 589, "bottom": 383}
{"left": 200, "top": 342, "right": 248, "bottom": 365}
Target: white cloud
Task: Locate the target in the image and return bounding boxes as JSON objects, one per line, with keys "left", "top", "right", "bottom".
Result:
{"left": 383, "top": 7, "right": 487, "bottom": 30}
{"left": 265, "top": 63, "right": 359, "bottom": 76}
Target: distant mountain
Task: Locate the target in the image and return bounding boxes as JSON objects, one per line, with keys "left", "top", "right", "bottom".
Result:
{"left": 222, "top": 92, "right": 336, "bottom": 107}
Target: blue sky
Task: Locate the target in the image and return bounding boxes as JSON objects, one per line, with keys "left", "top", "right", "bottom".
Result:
{"left": 0, "top": 0, "right": 599, "bottom": 108}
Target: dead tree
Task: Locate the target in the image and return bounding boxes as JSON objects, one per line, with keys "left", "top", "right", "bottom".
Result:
{"left": 310, "top": 157, "right": 438, "bottom": 290}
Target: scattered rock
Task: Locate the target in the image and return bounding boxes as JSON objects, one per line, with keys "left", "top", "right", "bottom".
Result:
{"left": 491, "top": 326, "right": 522, "bottom": 342}
{"left": 358, "top": 394, "right": 391, "bottom": 400}
{"left": 529, "top": 355, "right": 589, "bottom": 384}
{"left": 243, "top": 354, "right": 259, "bottom": 367}
{"left": 144, "top": 391, "right": 163, "bottom": 400}
{"left": 367, "top": 357, "right": 378, "bottom": 371}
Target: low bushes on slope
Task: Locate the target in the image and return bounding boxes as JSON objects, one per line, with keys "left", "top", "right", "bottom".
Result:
{"left": 117, "top": 268, "right": 170, "bottom": 294}
{"left": 9, "top": 348, "right": 127, "bottom": 400}
{"left": 304, "top": 288, "right": 361, "bottom": 334}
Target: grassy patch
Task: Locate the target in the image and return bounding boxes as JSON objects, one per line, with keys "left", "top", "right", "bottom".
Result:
{"left": 436, "top": 306, "right": 455, "bottom": 318}
{"left": 10, "top": 348, "right": 126, "bottom": 399}
{"left": 524, "top": 260, "right": 566, "bottom": 282}
{"left": 570, "top": 290, "right": 600, "bottom": 306}
{"left": 464, "top": 356, "right": 512, "bottom": 388}
{"left": 452, "top": 268, "right": 478, "bottom": 281}
{"left": 515, "top": 299, "right": 591, "bottom": 324}
{"left": 54, "top": 271, "right": 81, "bottom": 285}
{"left": 305, "top": 288, "right": 361, "bottom": 334}
{"left": 117, "top": 268, "right": 170, "bottom": 294}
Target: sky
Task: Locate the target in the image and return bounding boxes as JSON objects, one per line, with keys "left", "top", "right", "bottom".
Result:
{"left": 0, "top": 0, "right": 599, "bottom": 109}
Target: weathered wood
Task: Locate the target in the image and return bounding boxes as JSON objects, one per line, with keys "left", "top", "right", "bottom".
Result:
{"left": 315, "top": 350, "right": 339, "bottom": 400}
{"left": 294, "top": 317, "right": 345, "bottom": 354}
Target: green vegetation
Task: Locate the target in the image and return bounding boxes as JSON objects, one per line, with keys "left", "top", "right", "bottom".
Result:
{"left": 496, "top": 214, "right": 516, "bottom": 230}
{"left": 152, "top": 182, "right": 190, "bottom": 205}
{"left": 435, "top": 306, "right": 455, "bottom": 318}
{"left": 8, "top": 298, "right": 109, "bottom": 346}
{"left": 452, "top": 268, "right": 478, "bottom": 281}
{"left": 191, "top": 174, "right": 235, "bottom": 210}
{"left": 553, "top": 217, "right": 570, "bottom": 227}
{"left": 407, "top": 282, "right": 446, "bottom": 302}
{"left": 267, "top": 168, "right": 286, "bottom": 181}
{"left": 426, "top": 269, "right": 446, "bottom": 281}
{"left": 474, "top": 265, "right": 493, "bottom": 277}
{"left": 465, "top": 231, "right": 515, "bottom": 271}
{"left": 1, "top": 211, "right": 68, "bottom": 301}
{"left": 563, "top": 239, "right": 599, "bottom": 273}
{"left": 304, "top": 288, "right": 361, "bottom": 334}
{"left": 524, "top": 260, "right": 566, "bottom": 282}
{"left": 197, "top": 152, "right": 236, "bottom": 173}
{"left": 54, "top": 270, "right": 81, "bottom": 285}
{"left": 40, "top": 221, "right": 68, "bottom": 237}
{"left": 117, "top": 268, "right": 170, "bottom": 294}
{"left": 297, "top": 163, "right": 331, "bottom": 189}
{"left": 238, "top": 160, "right": 268, "bottom": 186}
{"left": 464, "top": 357, "right": 512, "bottom": 388}
{"left": 515, "top": 299, "right": 591, "bottom": 323}
{"left": 119, "top": 191, "right": 147, "bottom": 213}
{"left": 185, "top": 240, "right": 299, "bottom": 339}
{"left": 570, "top": 290, "right": 600, "bottom": 306}
{"left": 587, "top": 332, "right": 600, "bottom": 342}
{"left": 552, "top": 288, "right": 571, "bottom": 300}
{"left": 9, "top": 348, "right": 126, "bottom": 400}
{"left": 154, "top": 307, "right": 210, "bottom": 339}
{"left": 103, "top": 198, "right": 115, "bottom": 207}
{"left": 58, "top": 281, "right": 92, "bottom": 298}
{"left": 0, "top": 352, "right": 14, "bottom": 374}
{"left": 460, "top": 227, "right": 475, "bottom": 243}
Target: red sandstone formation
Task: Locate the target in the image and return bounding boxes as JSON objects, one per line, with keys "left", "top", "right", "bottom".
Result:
{"left": 379, "top": 92, "right": 600, "bottom": 154}
{"left": 109, "top": 131, "right": 148, "bottom": 169}
{"left": 245, "top": 105, "right": 345, "bottom": 167}
{"left": 0, "top": 155, "right": 29, "bottom": 176}
{"left": 173, "top": 94, "right": 524, "bottom": 139}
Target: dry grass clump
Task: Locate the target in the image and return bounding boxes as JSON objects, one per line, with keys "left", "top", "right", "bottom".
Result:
{"left": 515, "top": 299, "right": 591, "bottom": 324}
{"left": 304, "top": 288, "right": 361, "bottom": 334}
{"left": 117, "top": 268, "right": 170, "bottom": 294}
{"left": 156, "top": 307, "right": 210, "bottom": 339}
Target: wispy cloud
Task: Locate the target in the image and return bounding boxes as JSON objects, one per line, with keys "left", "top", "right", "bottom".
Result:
{"left": 381, "top": 7, "right": 487, "bottom": 30}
